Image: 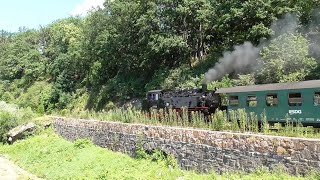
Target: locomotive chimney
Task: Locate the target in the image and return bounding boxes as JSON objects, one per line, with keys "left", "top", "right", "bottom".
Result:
{"left": 202, "top": 84, "right": 207, "bottom": 93}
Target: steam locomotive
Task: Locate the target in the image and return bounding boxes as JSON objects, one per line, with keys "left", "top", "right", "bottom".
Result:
{"left": 143, "top": 84, "right": 225, "bottom": 116}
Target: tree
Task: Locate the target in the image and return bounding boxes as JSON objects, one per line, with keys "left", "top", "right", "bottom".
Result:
{"left": 43, "top": 18, "right": 84, "bottom": 91}
{"left": 0, "top": 30, "right": 45, "bottom": 84}
{"left": 256, "top": 33, "right": 317, "bottom": 83}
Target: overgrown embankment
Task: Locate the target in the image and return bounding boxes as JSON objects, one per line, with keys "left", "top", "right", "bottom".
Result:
{"left": 0, "top": 128, "right": 317, "bottom": 180}
{"left": 53, "top": 117, "right": 320, "bottom": 176}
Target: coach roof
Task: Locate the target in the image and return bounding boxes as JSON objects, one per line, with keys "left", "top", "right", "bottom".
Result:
{"left": 215, "top": 80, "right": 320, "bottom": 94}
{"left": 147, "top": 90, "right": 162, "bottom": 93}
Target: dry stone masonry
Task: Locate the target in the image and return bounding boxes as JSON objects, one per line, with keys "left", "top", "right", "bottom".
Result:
{"left": 53, "top": 117, "right": 320, "bottom": 175}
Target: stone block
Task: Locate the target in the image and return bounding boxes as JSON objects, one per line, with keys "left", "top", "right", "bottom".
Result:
{"left": 7, "top": 122, "right": 36, "bottom": 144}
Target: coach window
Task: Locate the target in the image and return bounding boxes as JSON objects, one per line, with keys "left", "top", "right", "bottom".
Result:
{"left": 229, "top": 96, "right": 239, "bottom": 106}
{"left": 314, "top": 92, "right": 320, "bottom": 106}
{"left": 266, "top": 94, "right": 278, "bottom": 106}
{"left": 247, "top": 96, "right": 257, "bottom": 107}
{"left": 155, "top": 94, "right": 159, "bottom": 100}
{"left": 288, "top": 93, "right": 302, "bottom": 106}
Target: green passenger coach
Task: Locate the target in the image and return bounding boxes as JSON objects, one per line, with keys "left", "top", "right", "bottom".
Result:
{"left": 215, "top": 80, "right": 320, "bottom": 126}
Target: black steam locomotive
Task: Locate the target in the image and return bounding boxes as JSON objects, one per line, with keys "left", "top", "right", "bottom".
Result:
{"left": 143, "top": 84, "right": 224, "bottom": 115}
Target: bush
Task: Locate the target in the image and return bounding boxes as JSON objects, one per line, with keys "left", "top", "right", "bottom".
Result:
{"left": 37, "top": 104, "right": 45, "bottom": 115}
{"left": 106, "top": 101, "right": 116, "bottom": 111}
{"left": 61, "top": 109, "right": 69, "bottom": 116}
{"left": 1, "top": 92, "right": 14, "bottom": 103}
{"left": 56, "top": 92, "right": 72, "bottom": 110}
{"left": 74, "top": 139, "right": 93, "bottom": 149}
{"left": 16, "top": 81, "right": 53, "bottom": 111}
{"left": 0, "top": 110, "right": 18, "bottom": 142}
{"left": 0, "top": 102, "right": 37, "bottom": 143}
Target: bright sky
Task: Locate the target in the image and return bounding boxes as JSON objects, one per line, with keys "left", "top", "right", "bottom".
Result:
{"left": 0, "top": 0, "right": 105, "bottom": 32}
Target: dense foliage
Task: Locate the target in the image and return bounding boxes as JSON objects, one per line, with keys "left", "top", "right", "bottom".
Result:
{"left": 1, "top": 0, "right": 320, "bottom": 111}
{"left": 257, "top": 33, "right": 317, "bottom": 83}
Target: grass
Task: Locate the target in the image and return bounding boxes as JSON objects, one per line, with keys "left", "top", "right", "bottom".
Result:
{"left": 58, "top": 108, "right": 320, "bottom": 139}
{"left": 0, "top": 128, "right": 318, "bottom": 180}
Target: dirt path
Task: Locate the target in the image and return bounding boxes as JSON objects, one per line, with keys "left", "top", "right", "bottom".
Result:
{"left": 0, "top": 156, "right": 42, "bottom": 180}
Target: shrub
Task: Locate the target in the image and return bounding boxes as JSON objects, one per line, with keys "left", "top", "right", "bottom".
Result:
{"left": 212, "top": 110, "right": 228, "bottom": 131}
{"left": 37, "top": 104, "right": 45, "bottom": 115}
{"left": 106, "top": 101, "right": 116, "bottom": 111}
{"left": 0, "top": 110, "right": 18, "bottom": 142}
{"left": 1, "top": 92, "right": 14, "bottom": 103}
{"left": 74, "top": 139, "right": 93, "bottom": 149}
{"left": 61, "top": 109, "right": 69, "bottom": 116}
{"left": 56, "top": 92, "right": 72, "bottom": 110}
{"left": 0, "top": 102, "right": 36, "bottom": 143}
{"left": 16, "top": 81, "right": 53, "bottom": 111}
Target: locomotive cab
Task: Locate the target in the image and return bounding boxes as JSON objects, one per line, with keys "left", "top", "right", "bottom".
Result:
{"left": 145, "top": 90, "right": 164, "bottom": 109}
{"left": 147, "top": 90, "right": 162, "bottom": 101}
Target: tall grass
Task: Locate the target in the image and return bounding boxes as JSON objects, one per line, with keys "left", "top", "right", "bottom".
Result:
{"left": 211, "top": 110, "right": 228, "bottom": 131}
{"left": 61, "top": 107, "right": 320, "bottom": 139}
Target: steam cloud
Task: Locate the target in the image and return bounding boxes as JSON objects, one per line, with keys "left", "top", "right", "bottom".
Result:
{"left": 307, "top": 10, "right": 320, "bottom": 60}
{"left": 204, "top": 42, "right": 260, "bottom": 83}
{"left": 204, "top": 12, "right": 320, "bottom": 83}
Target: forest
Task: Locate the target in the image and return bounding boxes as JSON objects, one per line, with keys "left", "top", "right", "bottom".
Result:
{"left": 0, "top": 0, "right": 320, "bottom": 113}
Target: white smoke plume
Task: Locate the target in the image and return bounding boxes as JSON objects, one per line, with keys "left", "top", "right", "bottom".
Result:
{"left": 204, "top": 14, "right": 303, "bottom": 83}
{"left": 271, "top": 14, "right": 299, "bottom": 37}
{"left": 306, "top": 10, "right": 320, "bottom": 61}
{"left": 204, "top": 42, "right": 260, "bottom": 83}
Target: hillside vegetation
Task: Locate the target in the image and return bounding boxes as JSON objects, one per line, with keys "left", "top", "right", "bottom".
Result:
{"left": 1, "top": 0, "right": 320, "bottom": 112}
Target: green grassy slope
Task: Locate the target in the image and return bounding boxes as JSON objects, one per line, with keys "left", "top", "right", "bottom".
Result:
{"left": 0, "top": 128, "right": 318, "bottom": 180}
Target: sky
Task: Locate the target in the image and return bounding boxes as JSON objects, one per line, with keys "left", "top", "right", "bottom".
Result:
{"left": 0, "top": 0, "right": 105, "bottom": 32}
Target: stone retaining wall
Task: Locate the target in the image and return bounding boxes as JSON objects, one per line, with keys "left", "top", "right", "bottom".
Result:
{"left": 53, "top": 117, "right": 320, "bottom": 174}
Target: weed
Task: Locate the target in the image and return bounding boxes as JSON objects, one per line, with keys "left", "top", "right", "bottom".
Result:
{"left": 74, "top": 139, "right": 93, "bottom": 149}
{"left": 230, "top": 110, "right": 240, "bottom": 132}
{"left": 237, "top": 109, "right": 247, "bottom": 132}
{"left": 62, "top": 107, "right": 320, "bottom": 139}
{"left": 249, "top": 112, "right": 259, "bottom": 133}
{"left": 261, "top": 110, "right": 269, "bottom": 134}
